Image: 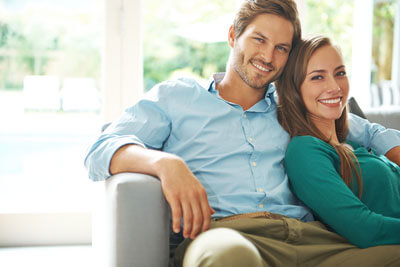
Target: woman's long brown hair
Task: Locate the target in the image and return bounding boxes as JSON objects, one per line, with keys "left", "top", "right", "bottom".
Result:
{"left": 276, "top": 36, "right": 363, "bottom": 198}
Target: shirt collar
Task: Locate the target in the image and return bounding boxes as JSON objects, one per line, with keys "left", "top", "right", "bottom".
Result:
{"left": 207, "top": 72, "right": 277, "bottom": 111}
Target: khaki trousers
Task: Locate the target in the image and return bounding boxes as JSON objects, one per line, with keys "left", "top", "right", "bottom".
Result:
{"left": 174, "top": 216, "right": 400, "bottom": 267}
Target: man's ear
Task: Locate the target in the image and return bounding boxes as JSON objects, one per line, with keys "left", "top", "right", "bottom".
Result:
{"left": 228, "top": 25, "right": 236, "bottom": 48}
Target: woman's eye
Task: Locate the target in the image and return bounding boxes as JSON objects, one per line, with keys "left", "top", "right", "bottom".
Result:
{"left": 311, "top": 75, "right": 323, "bottom": 81}
{"left": 336, "top": 71, "right": 346, "bottom": 77}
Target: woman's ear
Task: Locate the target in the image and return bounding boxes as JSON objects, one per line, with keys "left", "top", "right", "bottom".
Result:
{"left": 228, "top": 25, "right": 236, "bottom": 48}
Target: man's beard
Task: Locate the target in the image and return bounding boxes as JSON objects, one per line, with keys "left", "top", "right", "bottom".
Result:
{"left": 232, "top": 47, "right": 282, "bottom": 90}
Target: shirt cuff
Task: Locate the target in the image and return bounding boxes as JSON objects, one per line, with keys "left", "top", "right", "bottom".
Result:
{"left": 347, "top": 113, "right": 400, "bottom": 155}
{"left": 369, "top": 128, "right": 400, "bottom": 155}
{"left": 86, "top": 135, "right": 146, "bottom": 181}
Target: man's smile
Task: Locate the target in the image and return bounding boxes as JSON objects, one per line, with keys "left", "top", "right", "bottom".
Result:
{"left": 251, "top": 60, "right": 273, "bottom": 73}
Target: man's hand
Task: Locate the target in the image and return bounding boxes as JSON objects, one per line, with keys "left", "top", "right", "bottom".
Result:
{"left": 110, "top": 144, "right": 214, "bottom": 239}
{"left": 155, "top": 155, "right": 215, "bottom": 239}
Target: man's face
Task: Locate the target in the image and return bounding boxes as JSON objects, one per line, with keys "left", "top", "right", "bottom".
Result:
{"left": 229, "top": 13, "right": 294, "bottom": 89}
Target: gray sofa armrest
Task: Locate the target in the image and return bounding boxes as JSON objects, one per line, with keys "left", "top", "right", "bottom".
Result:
{"left": 105, "top": 173, "right": 170, "bottom": 267}
{"left": 364, "top": 107, "right": 400, "bottom": 130}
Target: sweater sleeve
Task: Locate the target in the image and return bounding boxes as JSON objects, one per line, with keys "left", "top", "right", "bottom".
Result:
{"left": 285, "top": 136, "right": 400, "bottom": 248}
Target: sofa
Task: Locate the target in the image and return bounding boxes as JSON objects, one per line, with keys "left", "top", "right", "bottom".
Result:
{"left": 95, "top": 105, "right": 400, "bottom": 267}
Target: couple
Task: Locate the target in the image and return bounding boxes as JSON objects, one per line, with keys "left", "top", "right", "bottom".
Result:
{"left": 85, "top": 0, "right": 400, "bottom": 266}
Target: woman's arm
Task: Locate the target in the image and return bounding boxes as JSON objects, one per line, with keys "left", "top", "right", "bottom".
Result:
{"left": 285, "top": 136, "right": 400, "bottom": 248}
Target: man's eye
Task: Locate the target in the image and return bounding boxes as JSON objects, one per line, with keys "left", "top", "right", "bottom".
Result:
{"left": 276, "top": 46, "right": 288, "bottom": 53}
{"left": 254, "top": 38, "right": 264, "bottom": 43}
{"left": 311, "top": 75, "right": 323, "bottom": 80}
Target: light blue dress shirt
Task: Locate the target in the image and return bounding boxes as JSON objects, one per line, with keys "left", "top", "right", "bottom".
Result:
{"left": 85, "top": 73, "right": 400, "bottom": 221}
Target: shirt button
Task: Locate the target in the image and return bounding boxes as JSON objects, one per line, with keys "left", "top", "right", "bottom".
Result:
{"left": 243, "top": 114, "right": 247, "bottom": 118}
{"left": 252, "top": 162, "right": 257, "bottom": 167}
{"left": 257, "top": 188, "right": 263, "bottom": 192}
{"left": 249, "top": 137, "right": 253, "bottom": 142}
{"left": 259, "top": 204, "right": 264, "bottom": 208}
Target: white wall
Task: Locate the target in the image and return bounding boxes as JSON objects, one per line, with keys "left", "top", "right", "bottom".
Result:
{"left": 351, "top": 0, "right": 374, "bottom": 109}
{"left": 103, "top": 0, "right": 143, "bottom": 123}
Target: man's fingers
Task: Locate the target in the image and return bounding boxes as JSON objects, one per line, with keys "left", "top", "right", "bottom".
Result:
{"left": 169, "top": 199, "right": 182, "bottom": 234}
{"left": 210, "top": 207, "right": 216, "bottom": 214}
{"left": 199, "top": 192, "right": 212, "bottom": 233}
{"left": 181, "top": 201, "right": 193, "bottom": 239}
{"left": 189, "top": 201, "right": 203, "bottom": 239}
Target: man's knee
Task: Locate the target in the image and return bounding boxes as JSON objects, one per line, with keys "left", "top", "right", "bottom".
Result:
{"left": 183, "top": 228, "right": 264, "bottom": 267}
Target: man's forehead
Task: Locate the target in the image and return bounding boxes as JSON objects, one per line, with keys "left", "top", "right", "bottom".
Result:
{"left": 244, "top": 13, "right": 294, "bottom": 44}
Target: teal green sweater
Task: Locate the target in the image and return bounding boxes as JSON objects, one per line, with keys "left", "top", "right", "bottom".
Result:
{"left": 285, "top": 136, "right": 400, "bottom": 248}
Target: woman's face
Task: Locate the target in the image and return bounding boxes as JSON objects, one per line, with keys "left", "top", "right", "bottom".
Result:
{"left": 300, "top": 45, "right": 349, "bottom": 125}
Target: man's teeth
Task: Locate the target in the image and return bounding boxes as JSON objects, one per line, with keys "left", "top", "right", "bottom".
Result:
{"left": 253, "top": 63, "right": 271, "bottom": 72}
{"left": 319, "top": 98, "right": 341, "bottom": 104}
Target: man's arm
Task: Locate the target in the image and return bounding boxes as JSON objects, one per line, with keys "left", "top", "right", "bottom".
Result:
{"left": 385, "top": 146, "right": 400, "bottom": 166}
{"left": 110, "top": 144, "right": 214, "bottom": 240}
{"left": 85, "top": 83, "right": 214, "bottom": 239}
{"left": 347, "top": 113, "right": 400, "bottom": 156}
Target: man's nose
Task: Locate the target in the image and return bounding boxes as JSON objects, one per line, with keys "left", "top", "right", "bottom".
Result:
{"left": 261, "top": 44, "right": 274, "bottom": 63}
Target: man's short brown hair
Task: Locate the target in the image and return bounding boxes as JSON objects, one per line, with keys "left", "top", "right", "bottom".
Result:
{"left": 233, "top": 0, "right": 301, "bottom": 48}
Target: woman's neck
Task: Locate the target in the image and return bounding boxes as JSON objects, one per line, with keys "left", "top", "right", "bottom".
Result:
{"left": 309, "top": 116, "right": 340, "bottom": 145}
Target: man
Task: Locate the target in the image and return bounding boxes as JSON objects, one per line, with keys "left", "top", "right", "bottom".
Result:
{"left": 85, "top": 0, "right": 400, "bottom": 266}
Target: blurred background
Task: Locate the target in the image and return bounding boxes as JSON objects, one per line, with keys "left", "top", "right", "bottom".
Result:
{"left": 0, "top": 0, "right": 399, "bottom": 266}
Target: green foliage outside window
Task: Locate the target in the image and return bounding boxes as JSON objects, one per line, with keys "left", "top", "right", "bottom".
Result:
{"left": 0, "top": 0, "right": 396, "bottom": 92}
{"left": 142, "top": 0, "right": 359, "bottom": 91}
{"left": 372, "top": 0, "right": 397, "bottom": 82}
{"left": 0, "top": 1, "right": 103, "bottom": 90}
{"left": 302, "top": 0, "right": 354, "bottom": 72}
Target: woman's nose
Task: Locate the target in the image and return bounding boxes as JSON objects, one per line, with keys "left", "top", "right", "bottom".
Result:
{"left": 326, "top": 77, "right": 341, "bottom": 93}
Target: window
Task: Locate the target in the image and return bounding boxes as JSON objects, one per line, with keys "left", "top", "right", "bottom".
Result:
{"left": 142, "top": 0, "right": 400, "bottom": 109}
{"left": 0, "top": 0, "right": 104, "bottom": 245}
{"left": 142, "top": 0, "right": 239, "bottom": 91}
{"left": 301, "top": 0, "right": 400, "bottom": 109}
{"left": 370, "top": 0, "right": 400, "bottom": 107}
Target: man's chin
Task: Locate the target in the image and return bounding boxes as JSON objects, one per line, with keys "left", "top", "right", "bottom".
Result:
{"left": 235, "top": 67, "right": 275, "bottom": 89}
{"left": 248, "top": 72, "right": 279, "bottom": 89}
{"left": 247, "top": 78, "right": 273, "bottom": 90}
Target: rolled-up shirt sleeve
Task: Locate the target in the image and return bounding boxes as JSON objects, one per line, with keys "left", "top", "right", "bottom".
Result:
{"left": 84, "top": 84, "right": 172, "bottom": 181}
{"left": 347, "top": 113, "right": 400, "bottom": 155}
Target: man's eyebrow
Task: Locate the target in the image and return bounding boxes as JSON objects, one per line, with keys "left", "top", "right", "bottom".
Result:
{"left": 254, "top": 31, "right": 291, "bottom": 48}
{"left": 254, "top": 31, "right": 267, "bottom": 39}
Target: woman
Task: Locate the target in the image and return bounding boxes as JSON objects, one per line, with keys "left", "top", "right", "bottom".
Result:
{"left": 276, "top": 36, "right": 400, "bottom": 248}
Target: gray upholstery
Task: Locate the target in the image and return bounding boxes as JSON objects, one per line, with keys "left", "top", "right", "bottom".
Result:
{"left": 104, "top": 173, "right": 170, "bottom": 267}
{"left": 101, "top": 108, "right": 399, "bottom": 267}
{"left": 365, "top": 107, "right": 400, "bottom": 130}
